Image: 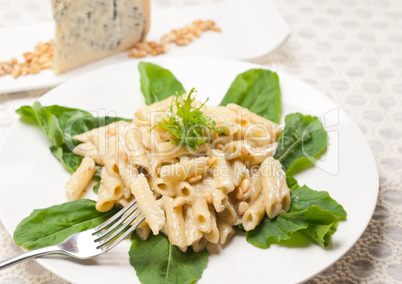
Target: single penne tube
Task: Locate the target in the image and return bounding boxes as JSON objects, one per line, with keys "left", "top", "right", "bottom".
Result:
{"left": 260, "top": 157, "right": 291, "bottom": 219}
{"left": 218, "top": 197, "right": 239, "bottom": 225}
{"left": 92, "top": 126, "right": 109, "bottom": 157}
{"left": 150, "top": 177, "right": 176, "bottom": 197}
{"left": 204, "top": 205, "right": 219, "bottom": 244}
{"left": 217, "top": 216, "right": 235, "bottom": 245}
{"left": 209, "top": 150, "right": 234, "bottom": 193}
{"left": 65, "top": 156, "right": 96, "bottom": 200}
{"left": 116, "top": 195, "right": 135, "bottom": 207}
{"left": 117, "top": 123, "right": 151, "bottom": 176}
{"left": 160, "top": 157, "right": 209, "bottom": 182}
{"left": 241, "top": 192, "right": 265, "bottom": 231}
{"left": 244, "top": 168, "right": 263, "bottom": 203}
{"left": 177, "top": 182, "right": 196, "bottom": 204}
{"left": 230, "top": 159, "right": 248, "bottom": 187}
{"left": 163, "top": 196, "right": 187, "bottom": 251}
{"left": 72, "top": 142, "right": 104, "bottom": 165}
{"left": 183, "top": 205, "right": 203, "bottom": 246}
{"left": 96, "top": 183, "right": 115, "bottom": 212}
{"left": 103, "top": 156, "right": 121, "bottom": 179}
{"left": 136, "top": 222, "right": 151, "bottom": 241}
{"left": 100, "top": 167, "right": 124, "bottom": 201}
{"left": 192, "top": 238, "right": 207, "bottom": 253}
{"left": 210, "top": 187, "right": 228, "bottom": 213}
{"left": 131, "top": 174, "right": 165, "bottom": 235}
{"left": 192, "top": 194, "right": 212, "bottom": 233}
{"left": 134, "top": 95, "right": 175, "bottom": 122}
{"left": 73, "top": 122, "right": 118, "bottom": 143}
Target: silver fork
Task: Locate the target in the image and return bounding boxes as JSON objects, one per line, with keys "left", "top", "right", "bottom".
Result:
{"left": 0, "top": 199, "right": 144, "bottom": 270}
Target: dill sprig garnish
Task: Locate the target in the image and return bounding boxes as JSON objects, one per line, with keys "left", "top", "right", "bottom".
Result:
{"left": 153, "top": 88, "right": 227, "bottom": 149}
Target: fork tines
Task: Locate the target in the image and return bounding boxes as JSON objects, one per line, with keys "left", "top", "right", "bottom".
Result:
{"left": 93, "top": 199, "right": 145, "bottom": 252}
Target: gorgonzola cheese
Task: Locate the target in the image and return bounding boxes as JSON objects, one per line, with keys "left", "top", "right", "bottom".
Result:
{"left": 51, "top": 0, "right": 150, "bottom": 74}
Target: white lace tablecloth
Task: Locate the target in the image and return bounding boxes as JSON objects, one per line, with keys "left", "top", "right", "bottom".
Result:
{"left": 1, "top": 0, "right": 402, "bottom": 283}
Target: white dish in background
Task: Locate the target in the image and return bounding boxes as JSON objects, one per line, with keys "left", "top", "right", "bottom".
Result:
{"left": 0, "top": 57, "right": 378, "bottom": 284}
{"left": 0, "top": 0, "right": 290, "bottom": 94}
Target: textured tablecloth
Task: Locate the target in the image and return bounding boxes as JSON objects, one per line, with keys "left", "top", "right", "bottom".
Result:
{"left": 1, "top": 0, "right": 402, "bottom": 283}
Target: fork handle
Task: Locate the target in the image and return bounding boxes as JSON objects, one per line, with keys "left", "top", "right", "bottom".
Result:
{"left": 0, "top": 245, "right": 61, "bottom": 270}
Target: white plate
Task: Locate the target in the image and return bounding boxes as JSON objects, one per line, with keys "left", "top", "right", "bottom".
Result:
{"left": 0, "top": 0, "right": 290, "bottom": 94}
{"left": 0, "top": 58, "right": 378, "bottom": 284}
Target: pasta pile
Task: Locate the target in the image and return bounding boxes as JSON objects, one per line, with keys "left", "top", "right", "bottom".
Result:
{"left": 65, "top": 95, "right": 291, "bottom": 252}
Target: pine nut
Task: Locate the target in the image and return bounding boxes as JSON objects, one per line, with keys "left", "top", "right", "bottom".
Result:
{"left": 0, "top": 69, "right": 5, "bottom": 76}
{"left": 40, "top": 61, "right": 53, "bottom": 69}
{"left": 161, "top": 42, "right": 170, "bottom": 53}
{"left": 241, "top": 144, "right": 250, "bottom": 156}
{"left": 173, "top": 196, "right": 186, "bottom": 209}
{"left": 207, "top": 156, "right": 217, "bottom": 167}
{"left": 175, "top": 39, "right": 190, "bottom": 46}
{"left": 128, "top": 48, "right": 147, "bottom": 58}
{"left": 10, "top": 57, "right": 18, "bottom": 65}
{"left": 21, "top": 66, "right": 28, "bottom": 76}
{"left": 29, "top": 64, "right": 40, "bottom": 74}
{"left": 194, "top": 28, "right": 202, "bottom": 37}
{"left": 235, "top": 187, "right": 244, "bottom": 200}
{"left": 205, "top": 191, "right": 213, "bottom": 204}
{"left": 2, "top": 63, "right": 12, "bottom": 74}
{"left": 238, "top": 201, "right": 249, "bottom": 215}
{"left": 210, "top": 26, "right": 221, "bottom": 32}
{"left": 188, "top": 175, "right": 202, "bottom": 183}
{"left": 12, "top": 65, "right": 21, "bottom": 79}
{"left": 240, "top": 179, "right": 250, "bottom": 193}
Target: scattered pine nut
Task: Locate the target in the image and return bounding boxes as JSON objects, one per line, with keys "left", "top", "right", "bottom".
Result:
{"left": 1, "top": 40, "right": 54, "bottom": 79}
{"left": 128, "top": 19, "right": 221, "bottom": 59}
{"left": 207, "top": 156, "right": 217, "bottom": 167}
{"left": 238, "top": 201, "right": 249, "bottom": 215}
{"left": 173, "top": 196, "right": 186, "bottom": 209}
{"left": 240, "top": 179, "right": 250, "bottom": 194}
{"left": 205, "top": 191, "right": 213, "bottom": 204}
{"left": 241, "top": 144, "right": 251, "bottom": 156}
{"left": 235, "top": 187, "right": 244, "bottom": 200}
{"left": 12, "top": 65, "right": 21, "bottom": 79}
{"left": 0, "top": 69, "right": 5, "bottom": 76}
{"left": 188, "top": 175, "right": 203, "bottom": 184}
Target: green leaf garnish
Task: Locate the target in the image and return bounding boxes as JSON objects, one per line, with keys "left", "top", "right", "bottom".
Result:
{"left": 153, "top": 89, "right": 228, "bottom": 150}
{"left": 129, "top": 233, "right": 208, "bottom": 284}
{"left": 219, "top": 68, "right": 281, "bottom": 123}
{"left": 13, "top": 199, "right": 119, "bottom": 250}
{"left": 274, "top": 113, "right": 328, "bottom": 176}
{"left": 16, "top": 102, "right": 130, "bottom": 172}
{"left": 246, "top": 183, "right": 346, "bottom": 248}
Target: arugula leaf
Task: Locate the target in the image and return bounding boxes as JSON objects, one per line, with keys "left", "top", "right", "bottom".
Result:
{"left": 219, "top": 69, "right": 281, "bottom": 123}
{"left": 286, "top": 176, "right": 300, "bottom": 191}
{"left": 246, "top": 182, "right": 346, "bottom": 248}
{"left": 290, "top": 185, "right": 347, "bottom": 220}
{"left": 129, "top": 233, "right": 208, "bottom": 284}
{"left": 246, "top": 205, "right": 339, "bottom": 248}
{"left": 93, "top": 182, "right": 101, "bottom": 194}
{"left": 274, "top": 113, "right": 328, "bottom": 176}
{"left": 138, "top": 62, "right": 186, "bottom": 105}
{"left": 13, "top": 199, "right": 119, "bottom": 250}
{"left": 16, "top": 102, "right": 130, "bottom": 172}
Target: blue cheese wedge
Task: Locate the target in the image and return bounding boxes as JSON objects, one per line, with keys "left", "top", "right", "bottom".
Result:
{"left": 50, "top": 0, "right": 150, "bottom": 74}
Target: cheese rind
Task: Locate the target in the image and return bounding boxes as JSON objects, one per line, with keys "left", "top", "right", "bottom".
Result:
{"left": 51, "top": 0, "right": 151, "bottom": 74}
